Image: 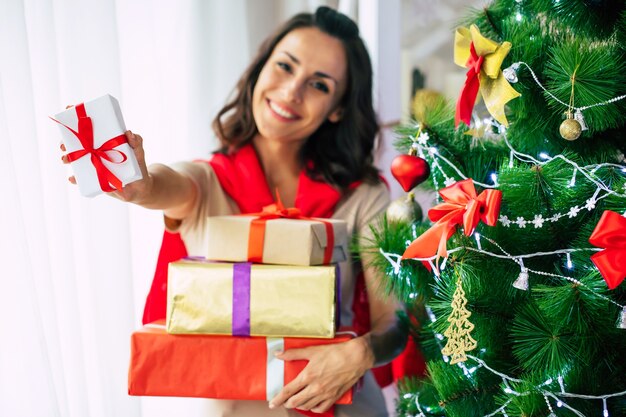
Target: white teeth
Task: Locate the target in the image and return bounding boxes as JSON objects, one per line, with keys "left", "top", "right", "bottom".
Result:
{"left": 269, "top": 101, "right": 296, "bottom": 119}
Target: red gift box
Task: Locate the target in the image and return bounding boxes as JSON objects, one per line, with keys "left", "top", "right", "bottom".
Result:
{"left": 129, "top": 321, "right": 354, "bottom": 412}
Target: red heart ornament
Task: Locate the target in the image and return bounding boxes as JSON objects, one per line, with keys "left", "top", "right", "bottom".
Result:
{"left": 391, "top": 154, "right": 431, "bottom": 192}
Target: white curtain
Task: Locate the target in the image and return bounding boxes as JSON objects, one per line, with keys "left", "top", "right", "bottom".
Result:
{"left": 0, "top": 1, "right": 316, "bottom": 416}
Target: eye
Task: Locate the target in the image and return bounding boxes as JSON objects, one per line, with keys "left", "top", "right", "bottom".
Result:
{"left": 276, "top": 61, "right": 292, "bottom": 73}
{"left": 310, "top": 80, "right": 330, "bottom": 93}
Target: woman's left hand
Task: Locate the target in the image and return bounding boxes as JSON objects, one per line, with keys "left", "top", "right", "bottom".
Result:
{"left": 269, "top": 337, "right": 374, "bottom": 413}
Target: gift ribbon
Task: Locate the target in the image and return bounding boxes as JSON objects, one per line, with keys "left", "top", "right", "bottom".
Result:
{"left": 51, "top": 103, "right": 128, "bottom": 192}
{"left": 266, "top": 337, "right": 285, "bottom": 401}
{"left": 232, "top": 263, "right": 252, "bottom": 336}
{"left": 402, "top": 179, "right": 502, "bottom": 267}
{"left": 247, "top": 195, "right": 335, "bottom": 264}
{"left": 266, "top": 335, "right": 356, "bottom": 417}
{"left": 335, "top": 264, "right": 341, "bottom": 331}
{"left": 589, "top": 210, "right": 626, "bottom": 290}
{"left": 454, "top": 24, "right": 520, "bottom": 127}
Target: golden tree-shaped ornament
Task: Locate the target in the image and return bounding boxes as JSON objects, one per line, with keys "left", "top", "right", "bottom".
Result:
{"left": 441, "top": 275, "right": 478, "bottom": 365}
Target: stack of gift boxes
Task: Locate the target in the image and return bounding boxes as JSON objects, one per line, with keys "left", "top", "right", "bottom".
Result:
{"left": 128, "top": 210, "right": 356, "bottom": 409}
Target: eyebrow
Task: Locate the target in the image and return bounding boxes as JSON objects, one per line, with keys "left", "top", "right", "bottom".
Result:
{"left": 280, "top": 51, "right": 338, "bottom": 85}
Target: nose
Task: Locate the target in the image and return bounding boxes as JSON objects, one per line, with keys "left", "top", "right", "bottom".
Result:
{"left": 282, "top": 76, "right": 305, "bottom": 103}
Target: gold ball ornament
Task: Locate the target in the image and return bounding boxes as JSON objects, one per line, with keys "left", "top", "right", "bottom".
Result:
{"left": 559, "top": 116, "right": 582, "bottom": 141}
{"left": 386, "top": 193, "right": 423, "bottom": 223}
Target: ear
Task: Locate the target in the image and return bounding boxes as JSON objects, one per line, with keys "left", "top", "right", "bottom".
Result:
{"left": 327, "top": 107, "right": 344, "bottom": 123}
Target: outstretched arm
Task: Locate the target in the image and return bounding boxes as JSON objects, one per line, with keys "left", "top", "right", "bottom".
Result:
{"left": 62, "top": 131, "right": 197, "bottom": 219}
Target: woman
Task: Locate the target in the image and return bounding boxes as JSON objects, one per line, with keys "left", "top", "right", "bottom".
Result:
{"left": 64, "top": 6, "right": 406, "bottom": 416}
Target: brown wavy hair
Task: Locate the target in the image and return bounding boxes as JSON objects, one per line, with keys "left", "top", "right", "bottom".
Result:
{"left": 212, "top": 6, "right": 380, "bottom": 189}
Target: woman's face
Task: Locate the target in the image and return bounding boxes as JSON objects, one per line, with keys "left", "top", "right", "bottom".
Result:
{"left": 252, "top": 27, "right": 348, "bottom": 145}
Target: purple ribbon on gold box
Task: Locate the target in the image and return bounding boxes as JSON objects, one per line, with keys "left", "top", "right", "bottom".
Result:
{"left": 166, "top": 260, "right": 339, "bottom": 338}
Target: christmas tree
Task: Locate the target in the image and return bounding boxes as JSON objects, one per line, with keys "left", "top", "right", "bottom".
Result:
{"left": 372, "top": 1, "right": 626, "bottom": 416}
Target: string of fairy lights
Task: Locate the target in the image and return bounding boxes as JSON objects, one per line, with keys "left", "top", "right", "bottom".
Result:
{"left": 388, "top": 232, "right": 626, "bottom": 416}
{"left": 503, "top": 61, "right": 626, "bottom": 133}
{"left": 387, "top": 95, "right": 626, "bottom": 415}
{"left": 414, "top": 123, "right": 626, "bottom": 226}
{"left": 379, "top": 238, "right": 625, "bottom": 313}
{"left": 395, "top": 120, "right": 626, "bottom": 314}
{"left": 400, "top": 348, "right": 626, "bottom": 417}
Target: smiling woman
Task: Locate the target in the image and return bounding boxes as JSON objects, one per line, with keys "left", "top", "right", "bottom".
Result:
{"left": 251, "top": 27, "right": 349, "bottom": 206}
{"left": 251, "top": 28, "right": 347, "bottom": 148}
{"left": 212, "top": 7, "right": 380, "bottom": 197}
{"left": 117, "top": 6, "right": 407, "bottom": 417}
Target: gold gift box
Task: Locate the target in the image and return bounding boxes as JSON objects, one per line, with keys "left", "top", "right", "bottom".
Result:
{"left": 166, "top": 260, "right": 337, "bottom": 338}
{"left": 205, "top": 215, "right": 347, "bottom": 266}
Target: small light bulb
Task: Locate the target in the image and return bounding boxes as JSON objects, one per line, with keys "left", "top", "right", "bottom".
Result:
{"left": 426, "top": 307, "right": 437, "bottom": 322}
{"left": 566, "top": 253, "right": 573, "bottom": 269}
{"left": 504, "top": 387, "right": 513, "bottom": 394}
{"left": 568, "top": 170, "right": 577, "bottom": 187}
{"left": 491, "top": 172, "right": 498, "bottom": 185}
{"left": 557, "top": 401, "right": 563, "bottom": 407}
{"left": 558, "top": 375, "right": 565, "bottom": 393}
{"left": 539, "top": 152, "right": 550, "bottom": 160}
{"left": 515, "top": 12, "right": 522, "bottom": 21}
{"left": 475, "top": 233, "right": 482, "bottom": 250}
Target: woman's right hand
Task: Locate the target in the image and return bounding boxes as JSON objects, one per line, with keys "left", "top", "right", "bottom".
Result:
{"left": 60, "top": 130, "right": 155, "bottom": 205}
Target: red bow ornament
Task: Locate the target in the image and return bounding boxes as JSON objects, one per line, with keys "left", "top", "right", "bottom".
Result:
{"left": 589, "top": 210, "right": 626, "bottom": 290}
{"left": 402, "top": 179, "right": 502, "bottom": 266}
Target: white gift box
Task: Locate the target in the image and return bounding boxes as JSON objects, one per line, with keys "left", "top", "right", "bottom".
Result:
{"left": 52, "top": 94, "right": 142, "bottom": 197}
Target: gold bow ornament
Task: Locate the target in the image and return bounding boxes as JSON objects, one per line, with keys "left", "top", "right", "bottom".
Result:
{"left": 454, "top": 24, "right": 520, "bottom": 128}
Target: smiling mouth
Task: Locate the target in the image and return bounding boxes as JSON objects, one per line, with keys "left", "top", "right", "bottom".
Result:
{"left": 268, "top": 99, "right": 299, "bottom": 120}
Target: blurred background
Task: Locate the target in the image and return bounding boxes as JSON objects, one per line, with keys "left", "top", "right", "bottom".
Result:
{"left": 0, "top": 0, "right": 486, "bottom": 416}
